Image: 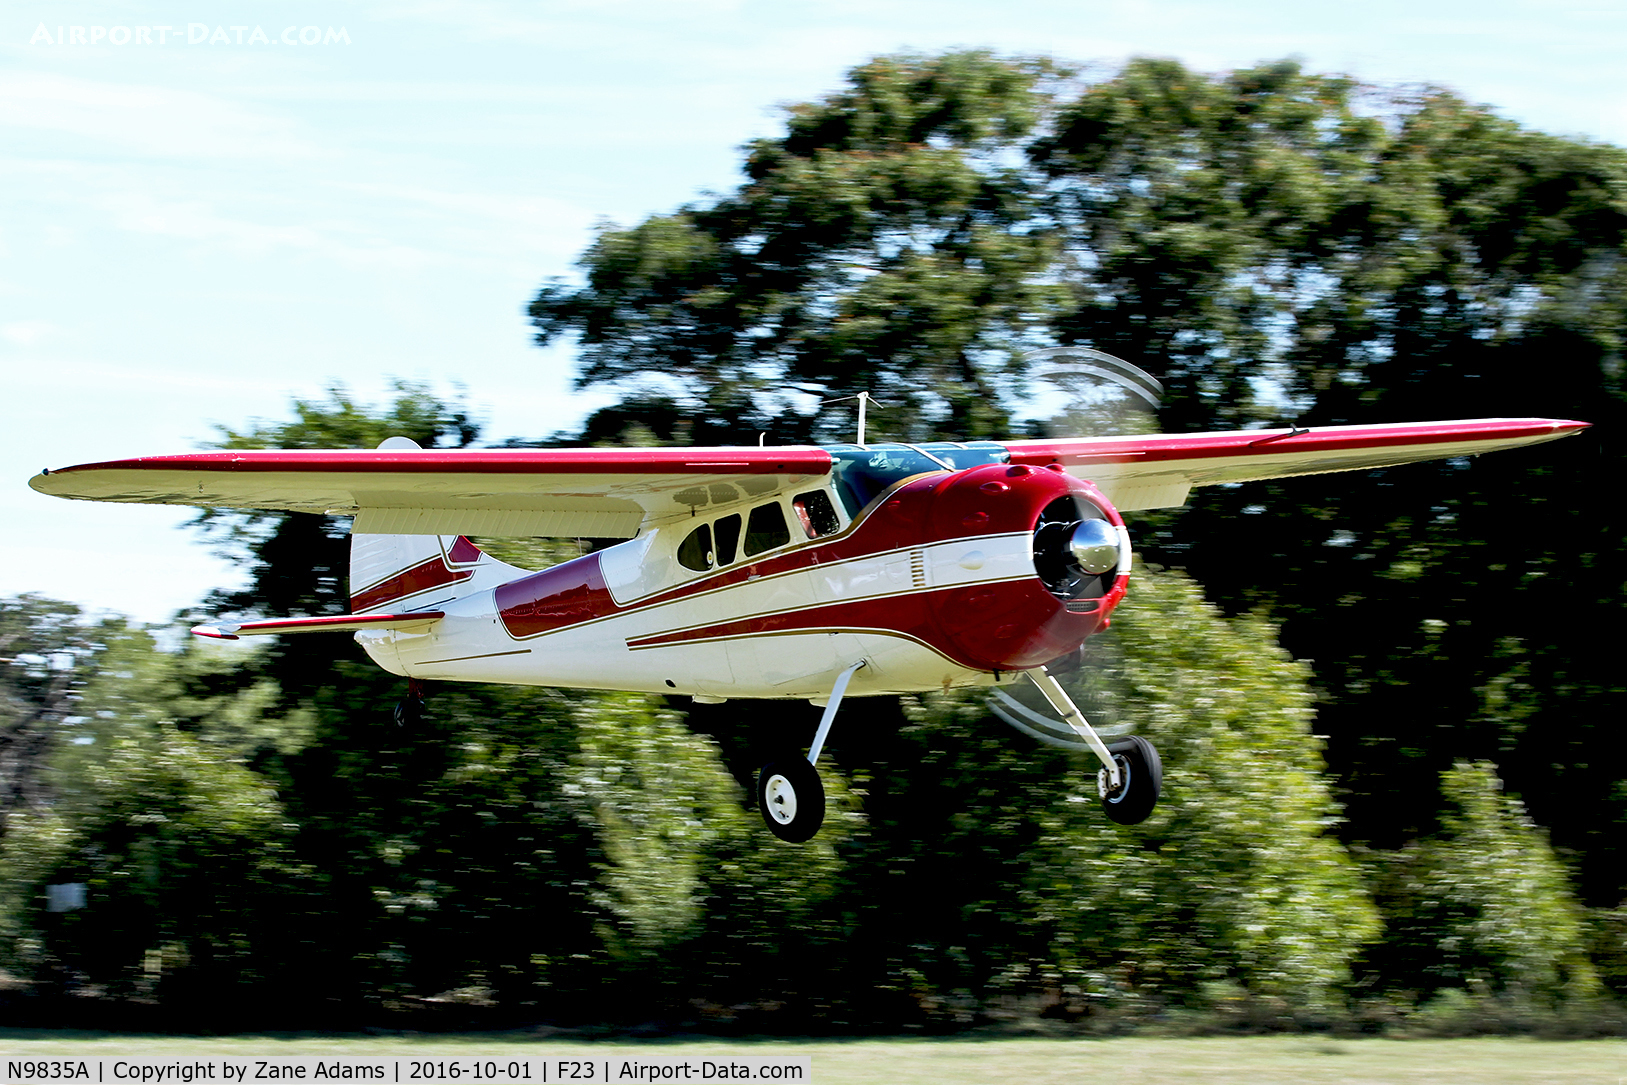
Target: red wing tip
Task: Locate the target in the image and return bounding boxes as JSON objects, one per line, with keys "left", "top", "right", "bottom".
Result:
{"left": 190, "top": 626, "right": 241, "bottom": 640}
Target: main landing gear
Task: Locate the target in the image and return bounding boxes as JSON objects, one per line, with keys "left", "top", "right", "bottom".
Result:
{"left": 754, "top": 662, "right": 1161, "bottom": 840}
{"left": 1028, "top": 667, "right": 1162, "bottom": 824}
{"left": 393, "top": 677, "right": 428, "bottom": 727}
{"left": 756, "top": 660, "right": 865, "bottom": 843}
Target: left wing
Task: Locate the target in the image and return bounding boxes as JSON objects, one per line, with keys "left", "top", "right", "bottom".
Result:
{"left": 29, "top": 446, "right": 833, "bottom": 537}
{"left": 1005, "top": 418, "right": 1589, "bottom": 511}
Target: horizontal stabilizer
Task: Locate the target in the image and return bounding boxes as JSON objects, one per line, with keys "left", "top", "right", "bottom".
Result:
{"left": 192, "top": 611, "right": 444, "bottom": 641}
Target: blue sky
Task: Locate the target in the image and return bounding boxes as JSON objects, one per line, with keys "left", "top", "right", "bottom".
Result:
{"left": 5, "top": 0, "right": 1625, "bottom": 623}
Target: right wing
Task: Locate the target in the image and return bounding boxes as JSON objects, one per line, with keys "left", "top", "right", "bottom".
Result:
{"left": 1005, "top": 418, "right": 1589, "bottom": 511}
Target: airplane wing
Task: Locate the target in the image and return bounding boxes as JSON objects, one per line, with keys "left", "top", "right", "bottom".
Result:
{"left": 29, "top": 419, "right": 1588, "bottom": 532}
{"left": 28, "top": 446, "right": 834, "bottom": 538}
{"left": 1004, "top": 418, "right": 1589, "bottom": 511}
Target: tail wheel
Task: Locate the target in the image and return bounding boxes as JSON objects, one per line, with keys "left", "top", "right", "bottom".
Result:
{"left": 1099, "top": 736, "right": 1162, "bottom": 825}
{"left": 756, "top": 756, "right": 825, "bottom": 843}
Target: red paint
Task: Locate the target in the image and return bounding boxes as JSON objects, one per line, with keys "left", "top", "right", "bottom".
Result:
{"left": 624, "top": 463, "right": 1128, "bottom": 671}
{"left": 627, "top": 577, "right": 1107, "bottom": 672}
{"left": 923, "top": 463, "right": 1127, "bottom": 668}
{"left": 491, "top": 459, "right": 1130, "bottom": 671}
{"left": 352, "top": 554, "right": 473, "bottom": 612}
{"left": 496, "top": 554, "right": 619, "bottom": 638}
{"left": 1005, "top": 418, "right": 1590, "bottom": 470}
{"left": 449, "top": 535, "right": 484, "bottom": 563}
{"left": 49, "top": 446, "right": 834, "bottom": 477}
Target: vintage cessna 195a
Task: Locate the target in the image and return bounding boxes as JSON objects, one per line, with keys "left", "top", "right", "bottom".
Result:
{"left": 30, "top": 414, "right": 1587, "bottom": 841}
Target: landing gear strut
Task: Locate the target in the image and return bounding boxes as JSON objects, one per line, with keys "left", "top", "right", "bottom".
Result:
{"left": 1028, "top": 667, "right": 1161, "bottom": 824}
{"left": 756, "top": 660, "right": 865, "bottom": 842}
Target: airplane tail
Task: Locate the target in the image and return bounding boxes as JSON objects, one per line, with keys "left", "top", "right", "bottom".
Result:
{"left": 349, "top": 533, "right": 520, "bottom": 614}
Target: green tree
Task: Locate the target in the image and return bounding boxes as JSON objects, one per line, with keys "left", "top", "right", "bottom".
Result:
{"left": 1058, "top": 60, "right": 1627, "bottom": 901}
{"left": 1, "top": 596, "right": 114, "bottom": 838}
{"left": 531, "top": 51, "right": 1068, "bottom": 443}
{"left": 0, "top": 622, "right": 299, "bottom": 1013}
{"left": 1362, "top": 760, "right": 1597, "bottom": 1005}
{"left": 681, "top": 566, "right": 1371, "bottom": 1022}
{"left": 534, "top": 50, "right": 1627, "bottom": 909}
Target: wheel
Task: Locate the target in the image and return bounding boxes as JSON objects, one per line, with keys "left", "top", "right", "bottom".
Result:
{"left": 393, "top": 697, "right": 425, "bottom": 728}
{"left": 756, "top": 756, "right": 825, "bottom": 842}
{"left": 1098, "top": 736, "right": 1162, "bottom": 825}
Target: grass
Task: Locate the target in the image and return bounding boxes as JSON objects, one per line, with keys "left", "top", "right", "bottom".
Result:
{"left": 0, "top": 1032, "right": 1623, "bottom": 1085}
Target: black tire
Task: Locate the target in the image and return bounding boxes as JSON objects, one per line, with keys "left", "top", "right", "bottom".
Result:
{"left": 756, "top": 756, "right": 825, "bottom": 843}
{"left": 393, "top": 697, "right": 425, "bottom": 728}
{"left": 1100, "top": 736, "right": 1162, "bottom": 825}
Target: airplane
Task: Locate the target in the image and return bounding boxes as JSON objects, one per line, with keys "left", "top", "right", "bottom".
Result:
{"left": 29, "top": 415, "right": 1588, "bottom": 842}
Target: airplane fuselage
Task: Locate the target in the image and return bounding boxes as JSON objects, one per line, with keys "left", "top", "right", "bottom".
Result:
{"left": 355, "top": 460, "right": 1131, "bottom": 702}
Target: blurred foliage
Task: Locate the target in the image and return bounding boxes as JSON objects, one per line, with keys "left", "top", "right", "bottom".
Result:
{"left": 1360, "top": 761, "right": 1597, "bottom": 1004}
{"left": 1025, "top": 568, "right": 1380, "bottom": 1009}
{"left": 535, "top": 51, "right": 1627, "bottom": 909}
{"left": 1, "top": 597, "right": 124, "bottom": 836}
{"left": 530, "top": 51, "right": 1071, "bottom": 444}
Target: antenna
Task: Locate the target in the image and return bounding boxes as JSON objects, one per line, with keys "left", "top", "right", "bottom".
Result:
{"left": 821, "top": 390, "right": 885, "bottom": 445}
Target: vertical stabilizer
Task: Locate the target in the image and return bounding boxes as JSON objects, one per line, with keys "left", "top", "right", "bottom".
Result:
{"left": 349, "top": 533, "right": 515, "bottom": 614}
{"left": 346, "top": 436, "right": 525, "bottom": 614}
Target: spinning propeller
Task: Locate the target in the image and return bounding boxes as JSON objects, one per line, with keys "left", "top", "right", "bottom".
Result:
{"left": 988, "top": 347, "right": 1162, "bottom": 753}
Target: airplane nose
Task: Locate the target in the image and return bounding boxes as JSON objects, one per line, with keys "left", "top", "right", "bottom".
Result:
{"left": 921, "top": 464, "right": 1129, "bottom": 672}
{"left": 1031, "top": 493, "right": 1125, "bottom": 604}
{"left": 1069, "top": 519, "right": 1120, "bottom": 575}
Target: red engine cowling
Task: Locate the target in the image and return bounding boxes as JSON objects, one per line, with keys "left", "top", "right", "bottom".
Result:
{"left": 917, "top": 462, "right": 1129, "bottom": 672}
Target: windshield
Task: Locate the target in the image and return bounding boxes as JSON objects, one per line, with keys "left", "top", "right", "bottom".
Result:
{"left": 823, "top": 442, "right": 1008, "bottom": 516}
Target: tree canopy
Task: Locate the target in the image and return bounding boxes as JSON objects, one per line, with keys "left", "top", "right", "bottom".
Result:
{"left": 532, "top": 51, "right": 1627, "bottom": 908}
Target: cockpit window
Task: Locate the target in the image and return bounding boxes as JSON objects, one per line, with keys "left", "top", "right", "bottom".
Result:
{"left": 824, "top": 442, "right": 1008, "bottom": 516}
{"left": 744, "top": 502, "right": 790, "bottom": 557}
{"left": 793, "top": 490, "right": 841, "bottom": 538}
{"left": 677, "top": 523, "right": 713, "bottom": 572}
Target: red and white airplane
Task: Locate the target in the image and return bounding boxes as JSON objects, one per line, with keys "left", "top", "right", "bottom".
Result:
{"left": 30, "top": 416, "right": 1587, "bottom": 840}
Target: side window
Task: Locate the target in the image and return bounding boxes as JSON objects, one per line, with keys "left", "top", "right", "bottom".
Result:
{"left": 793, "top": 490, "right": 841, "bottom": 538}
{"left": 714, "top": 513, "right": 742, "bottom": 566}
{"left": 677, "top": 523, "right": 713, "bottom": 572}
{"left": 743, "top": 502, "right": 791, "bottom": 557}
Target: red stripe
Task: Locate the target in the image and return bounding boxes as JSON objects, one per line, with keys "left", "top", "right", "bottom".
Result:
{"left": 1005, "top": 418, "right": 1589, "bottom": 468}
{"left": 351, "top": 555, "right": 472, "bottom": 612}
{"left": 489, "top": 464, "right": 1121, "bottom": 664}
{"left": 50, "top": 446, "right": 833, "bottom": 476}
{"left": 627, "top": 578, "right": 1114, "bottom": 672}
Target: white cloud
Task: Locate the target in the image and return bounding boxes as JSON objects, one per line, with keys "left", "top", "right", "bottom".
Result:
{"left": 0, "top": 71, "right": 320, "bottom": 161}
{"left": 2, "top": 320, "right": 57, "bottom": 345}
{"left": 90, "top": 188, "right": 437, "bottom": 267}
